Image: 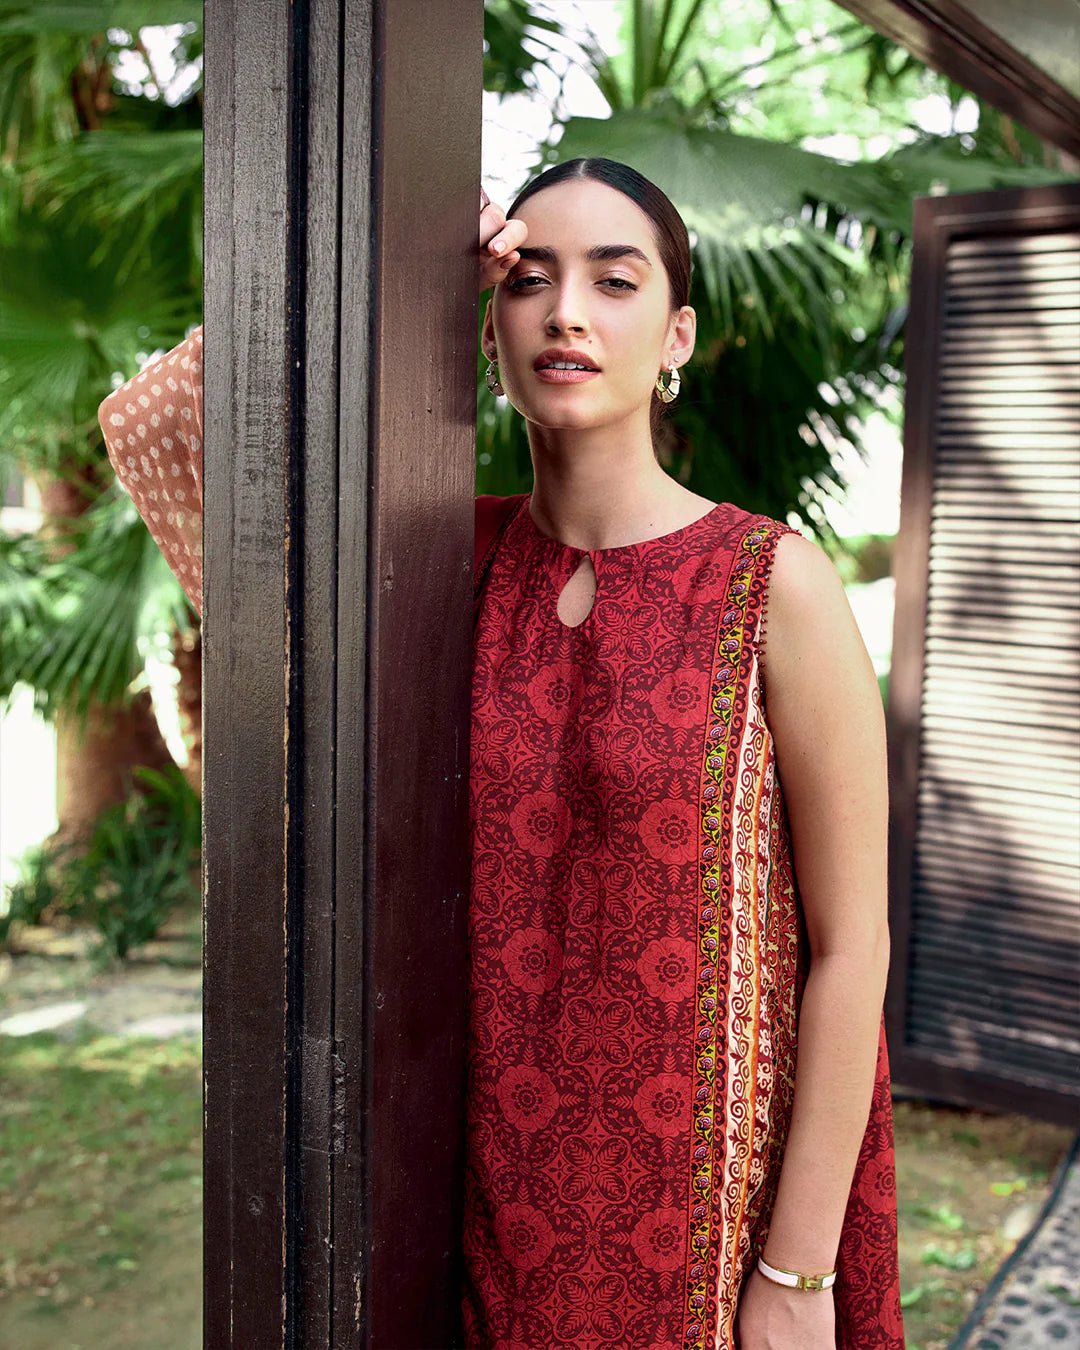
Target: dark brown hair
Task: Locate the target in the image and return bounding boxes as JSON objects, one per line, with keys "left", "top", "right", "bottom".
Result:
{"left": 504, "top": 157, "right": 692, "bottom": 451}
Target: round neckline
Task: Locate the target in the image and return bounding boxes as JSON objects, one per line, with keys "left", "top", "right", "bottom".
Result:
{"left": 520, "top": 493, "right": 725, "bottom": 556}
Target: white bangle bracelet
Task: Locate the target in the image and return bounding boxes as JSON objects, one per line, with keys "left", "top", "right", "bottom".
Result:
{"left": 757, "top": 1254, "right": 837, "bottom": 1291}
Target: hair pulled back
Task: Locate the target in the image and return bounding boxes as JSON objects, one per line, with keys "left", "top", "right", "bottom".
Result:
{"left": 504, "top": 157, "right": 692, "bottom": 452}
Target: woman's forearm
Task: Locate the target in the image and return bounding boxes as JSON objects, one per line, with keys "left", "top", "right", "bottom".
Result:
{"left": 98, "top": 324, "right": 204, "bottom": 618}
{"left": 759, "top": 941, "right": 890, "bottom": 1272}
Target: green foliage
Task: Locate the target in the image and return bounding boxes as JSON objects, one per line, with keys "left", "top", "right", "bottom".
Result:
{"left": 1, "top": 764, "right": 201, "bottom": 967}
{"left": 482, "top": 0, "right": 564, "bottom": 96}
{"left": 21, "top": 128, "right": 204, "bottom": 285}
{"left": 919, "top": 1242, "right": 978, "bottom": 1271}
{"left": 0, "top": 4, "right": 201, "bottom": 163}
{"left": 988, "top": 1176, "right": 1029, "bottom": 1197}
{"left": 0, "top": 836, "right": 79, "bottom": 943}
{"left": 592, "top": 0, "right": 715, "bottom": 110}
{"left": 899, "top": 1276, "right": 947, "bottom": 1308}
{"left": 0, "top": 2, "right": 201, "bottom": 36}
{"left": 0, "top": 8, "right": 203, "bottom": 473}
{"left": 0, "top": 193, "right": 198, "bottom": 463}
{"left": 827, "top": 533, "right": 894, "bottom": 585}
{"left": 0, "top": 12, "right": 203, "bottom": 727}
{"left": 0, "top": 526, "right": 52, "bottom": 684}
{"left": 0, "top": 485, "right": 194, "bottom": 734}
{"left": 67, "top": 765, "right": 200, "bottom": 965}
{"left": 910, "top": 1202, "right": 966, "bottom": 1232}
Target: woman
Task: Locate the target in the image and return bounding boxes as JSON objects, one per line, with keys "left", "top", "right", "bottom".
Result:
{"left": 98, "top": 157, "right": 905, "bottom": 1350}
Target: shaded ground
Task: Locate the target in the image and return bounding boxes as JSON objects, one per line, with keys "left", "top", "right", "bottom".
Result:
{"left": 892, "top": 1095, "right": 1073, "bottom": 1348}
{"left": 0, "top": 1027, "right": 201, "bottom": 1349}
{"left": 0, "top": 905, "right": 202, "bottom": 1350}
{"left": 0, "top": 902, "right": 1073, "bottom": 1348}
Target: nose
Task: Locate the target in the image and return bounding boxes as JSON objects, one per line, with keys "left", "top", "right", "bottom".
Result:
{"left": 545, "top": 278, "right": 590, "bottom": 336}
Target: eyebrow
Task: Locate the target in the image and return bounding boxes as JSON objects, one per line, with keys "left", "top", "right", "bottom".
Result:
{"left": 514, "top": 243, "right": 653, "bottom": 268}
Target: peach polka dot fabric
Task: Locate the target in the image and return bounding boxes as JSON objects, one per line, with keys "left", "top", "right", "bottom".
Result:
{"left": 97, "top": 324, "right": 204, "bottom": 618}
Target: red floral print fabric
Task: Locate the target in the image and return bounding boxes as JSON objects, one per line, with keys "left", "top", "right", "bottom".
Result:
{"left": 465, "top": 493, "right": 905, "bottom": 1349}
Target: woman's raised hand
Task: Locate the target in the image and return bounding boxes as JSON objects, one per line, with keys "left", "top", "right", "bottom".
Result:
{"left": 479, "top": 184, "right": 528, "bottom": 293}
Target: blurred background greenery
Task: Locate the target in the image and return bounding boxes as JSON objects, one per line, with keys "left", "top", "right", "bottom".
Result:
{"left": 0, "top": 5, "right": 1075, "bottom": 1346}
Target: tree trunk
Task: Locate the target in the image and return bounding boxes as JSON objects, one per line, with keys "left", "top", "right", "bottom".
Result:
{"left": 53, "top": 692, "right": 176, "bottom": 850}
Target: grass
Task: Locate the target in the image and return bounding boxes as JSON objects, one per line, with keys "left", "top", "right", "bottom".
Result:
{"left": 0, "top": 1024, "right": 202, "bottom": 1349}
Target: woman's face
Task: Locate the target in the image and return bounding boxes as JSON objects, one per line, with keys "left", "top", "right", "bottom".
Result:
{"left": 483, "top": 178, "right": 692, "bottom": 435}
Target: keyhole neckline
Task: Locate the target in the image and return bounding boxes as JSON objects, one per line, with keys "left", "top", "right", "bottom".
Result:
{"left": 520, "top": 493, "right": 726, "bottom": 557}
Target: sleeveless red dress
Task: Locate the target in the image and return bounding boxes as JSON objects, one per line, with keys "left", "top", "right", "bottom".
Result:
{"left": 97, "top": 334, "right": 903, "bottom": 1347}
{"left": 465, "top": 493, "right": 905, "bottom": 1350}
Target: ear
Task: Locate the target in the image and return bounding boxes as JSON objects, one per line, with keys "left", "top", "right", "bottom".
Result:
{"left": 669, "top": 304, "right": 696, "bottom": 366}
{"left": 480, "top": 296, "right": 495, "bottom": 358}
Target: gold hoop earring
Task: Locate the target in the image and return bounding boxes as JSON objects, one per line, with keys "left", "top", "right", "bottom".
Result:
{"left": 654, "top": 361, "right": 681, "bottom": 404}
{"left": 485, "top": 355, "right": 504, "bottom": 397}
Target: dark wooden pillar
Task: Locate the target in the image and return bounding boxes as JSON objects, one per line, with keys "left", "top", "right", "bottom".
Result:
{"left": 202, "top": 1, "right": 482, "bottom": 1343}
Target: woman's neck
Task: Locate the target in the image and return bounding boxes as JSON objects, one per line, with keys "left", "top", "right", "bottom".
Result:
{"left": 526, "top": 463, "right": 715, "bottom": 553}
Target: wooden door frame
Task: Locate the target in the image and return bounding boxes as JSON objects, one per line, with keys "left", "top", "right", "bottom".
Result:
{"left": 202, "top": 0, "right": 482, "bottom": 1342}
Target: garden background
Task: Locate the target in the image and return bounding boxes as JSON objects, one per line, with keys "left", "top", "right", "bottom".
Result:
{"left": 0, "top": 2, "right": 1075, "bottom": 1346}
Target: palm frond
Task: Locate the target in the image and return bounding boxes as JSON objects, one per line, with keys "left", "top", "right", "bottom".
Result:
{"left": 0, "top": 485, "right": 192, "bottom": 734}
{"left": 23, "top": 127, "right": 201, "bottom": 227}
{"left": 0, "top": 4, "right": 200, "bottom": 160}
{"left": 0, "top": 24, "right": 82, "bottom": 155}
{"left": 653, "top": 0, "right": 710, "bottom": 90}
{"left": 483, "top": 0, "right": 565, "bottom": 98}
{"left": 20, "top": 128, "right": 202, "bottom": 281}
{"left": 874, "top": 132, "right": 1071, "bottom": 219}
{"left": 0, "top": 196, "right": 196, "bottom": 460}
{"left": 0, "top": 1, "right": 201, "bottom": 37}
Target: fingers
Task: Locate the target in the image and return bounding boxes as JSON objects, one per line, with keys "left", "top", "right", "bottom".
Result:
{"left": 485, "top": 215, "right": 528, "bottom": 259}
{"left": 479, "top": 250, "right": 516, "bottom": 292}
{"left": 479, "top": 194, "right": 528, "bottom": 291}
{"left": 479, "top": 198, "right": 507, "bottom": 250}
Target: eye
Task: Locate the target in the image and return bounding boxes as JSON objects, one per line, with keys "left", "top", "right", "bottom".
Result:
{"left": 505, "top": 275, "right": 637, "bottom": 292}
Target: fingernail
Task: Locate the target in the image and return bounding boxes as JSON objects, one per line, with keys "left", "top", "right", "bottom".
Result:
{"left": 491, "top": 240, "right": 505, "bottom": 254}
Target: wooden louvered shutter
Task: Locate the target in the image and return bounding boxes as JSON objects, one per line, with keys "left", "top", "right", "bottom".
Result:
{"left": 886, "top": 181, "right": 1080, "bottom": 1126}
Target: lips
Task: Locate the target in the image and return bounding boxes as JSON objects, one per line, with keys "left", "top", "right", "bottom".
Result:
{"left": 533, "top": 347, "right": 601, "bottom": 372}
{"left": 534, "top": 366, "right": 600, "bottom": 385}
